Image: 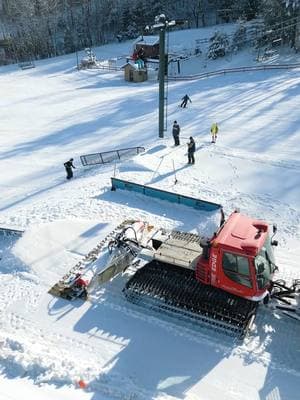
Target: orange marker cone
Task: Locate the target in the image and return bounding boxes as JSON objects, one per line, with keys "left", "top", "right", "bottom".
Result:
{"left": 78, "top": 379, "right": 87, "bottom": 389}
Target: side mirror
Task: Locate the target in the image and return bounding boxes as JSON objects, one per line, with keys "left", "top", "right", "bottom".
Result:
{"left": 271, "top": 223, "right": 278, "bottom": 244}
{"left": 257, "top": 262, "right": 265, "bottom": 274}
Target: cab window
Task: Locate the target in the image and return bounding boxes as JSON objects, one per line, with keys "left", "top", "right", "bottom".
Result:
{"left": 222, "top": 252, "right": 252, "bottom": 288}
{"left": 255, "top": 249, "right": 273, "bottom": 289}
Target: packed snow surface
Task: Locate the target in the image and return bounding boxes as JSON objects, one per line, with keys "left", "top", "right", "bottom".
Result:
{"left": 0, "top": 27, "right": 300, "bottom": 399}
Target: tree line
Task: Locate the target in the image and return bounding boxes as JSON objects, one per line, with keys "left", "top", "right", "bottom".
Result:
{"left": 0, "top": 0, "right": 299, "bottom": 62}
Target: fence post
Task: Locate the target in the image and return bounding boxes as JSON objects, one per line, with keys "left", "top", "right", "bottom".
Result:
{"left": 111, "top": 178, "right": 116, "bottom": 191}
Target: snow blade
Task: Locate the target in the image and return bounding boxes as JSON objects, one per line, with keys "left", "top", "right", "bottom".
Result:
{"left": 91, "top": 238, "right": 140, "bottom": 287}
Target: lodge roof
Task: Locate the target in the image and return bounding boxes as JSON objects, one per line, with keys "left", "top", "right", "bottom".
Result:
{"left": 134, "top": 35, "right": 159, "bottom": 46}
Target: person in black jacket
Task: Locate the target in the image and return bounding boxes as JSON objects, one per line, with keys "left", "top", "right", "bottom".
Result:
{"left": 172, "top": 121, "right": 180, "bottom": 146}
{"left": 180, "top": 94, "right": 192, "bottom": 108}
{"left": 64, "top": 158, "right": 76, "bottom": 179}
{"left": 137, "top": 47, "right": 146, "bottom": 61}
{"left": 187, "top": 137, "right": 195, "bottom": 164}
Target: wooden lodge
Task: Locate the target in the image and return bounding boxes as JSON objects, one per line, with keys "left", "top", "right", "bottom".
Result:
{"left": 133, "top": 35, "right": 160, "bottom": 59}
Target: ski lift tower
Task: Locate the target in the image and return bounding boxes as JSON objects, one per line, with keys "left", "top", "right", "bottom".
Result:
{"left": 147, "top": 14, "right": 185, "bottom": 138}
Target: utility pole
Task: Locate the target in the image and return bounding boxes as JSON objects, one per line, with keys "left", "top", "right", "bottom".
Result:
{"left": 147, "top": 15, "right": 185, "bottom": 138}
{"left": 158, "top": 25, "right": 166, "bottom": 138}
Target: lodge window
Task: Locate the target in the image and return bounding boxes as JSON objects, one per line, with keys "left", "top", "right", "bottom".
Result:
{"left": 222, "top": 252, "right": 252, "bottom": 288}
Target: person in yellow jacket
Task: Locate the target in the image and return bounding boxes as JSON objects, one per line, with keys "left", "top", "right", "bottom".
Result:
{"left": 210, "top": 122, "right": 219, "bottom": 143}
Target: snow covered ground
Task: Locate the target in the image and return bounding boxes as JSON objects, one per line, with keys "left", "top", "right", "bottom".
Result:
{"left": 0, "top": 26, "right": 300, "bottom": 400}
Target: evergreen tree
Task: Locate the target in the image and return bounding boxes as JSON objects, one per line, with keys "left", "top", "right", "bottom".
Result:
{"left": 236, "top": 0, "right": 259, "bottom": 20}
{"left": 216, "top": 0, "right": 236, "bottom": 23}
{"left": 2, "top": 0, "right": 300, "bottom": 62}
{"left": 207, "top": 31, "right": 230, "bottom": 59}
{"left": 260, "top": 0, "right": 299, "bottom": 48}
{"left": 119, "top": 2, "right": 137, "bottom": 39}
{"left": 231, "top": 21, "right": 247, "bottom": 50}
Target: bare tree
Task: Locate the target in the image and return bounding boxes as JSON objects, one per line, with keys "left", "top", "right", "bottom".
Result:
{"left": 186, "top": 0, "right": 206, "bottom": 28}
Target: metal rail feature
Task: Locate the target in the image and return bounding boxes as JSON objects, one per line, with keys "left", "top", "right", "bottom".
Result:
{"left": 80, "top": 146, "right": 145, "bottom": 166}
{"left": 111, "top": 177, "right": 222, "bottom": 212}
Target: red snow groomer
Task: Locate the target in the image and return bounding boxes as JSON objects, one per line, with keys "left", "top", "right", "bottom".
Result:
{"left": 197, "top": 211, "right": 277, "bottom": 301}
{"left": 120, "top": 210, "right": 299, "bottom": 337}
{"left": 51, "top": 209, "right": 299, "bottom": 338}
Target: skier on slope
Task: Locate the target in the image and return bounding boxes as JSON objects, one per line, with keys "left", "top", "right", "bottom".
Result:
{"left": 180, "top": 94, "right": 192, "bottom": 108}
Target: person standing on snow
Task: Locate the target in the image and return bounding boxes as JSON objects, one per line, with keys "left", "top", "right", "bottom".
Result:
{"left": 210, "top": 122, "right": 219, "bottom": 143}
{"left": 137, "top": 47, "right": 146, "bottom": 62}
{"left": 180, "top": 94, "right": 192, "bottom": 108}
{"left": 187, "top": 136, "right": 196, "bottom": 164}
{"left": 172, "top": 121, "right": 181, "bottom": 146}
{"left": 64, "top": 158, "right": 76, "bottom": 180}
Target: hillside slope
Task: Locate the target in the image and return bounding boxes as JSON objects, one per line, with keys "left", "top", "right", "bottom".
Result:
{"left": 0, "top": 28, "right": 300, "bottom": 400}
